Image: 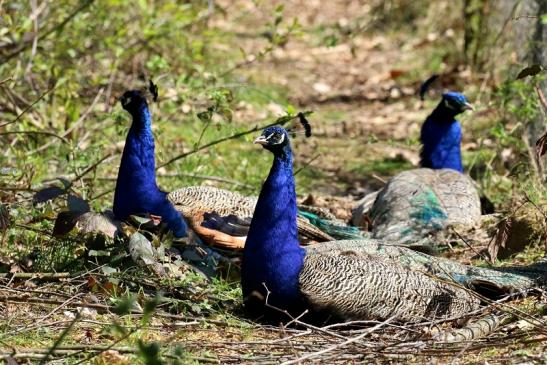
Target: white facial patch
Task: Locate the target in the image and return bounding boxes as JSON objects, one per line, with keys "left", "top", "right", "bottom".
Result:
{"left": 444, "top": 99, "right": 456, "bottom": 110}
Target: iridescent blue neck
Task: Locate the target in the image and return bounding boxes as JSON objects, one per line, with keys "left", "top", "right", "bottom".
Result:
{"left": 420, "top": 102, "right": 463, "bottom": 172}
{"left": 242, "top": 146, "right": 305, "bottom": 308}
{"left": 131, "top": 105, "right": 152, "bottom": 130}
{"left": 113, "top": 104, "right": 187, "bottom": 237}
{"left": 114, "top": 106, "right": 159, "bottom": 208}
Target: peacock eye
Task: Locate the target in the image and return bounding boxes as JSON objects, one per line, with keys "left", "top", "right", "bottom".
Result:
{"left": 274, "top": 132, "right": 286, "bottom": 144}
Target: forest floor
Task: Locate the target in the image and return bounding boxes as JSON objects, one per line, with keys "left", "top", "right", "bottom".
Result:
{"left": 1, "top": 1, "right": 546, "bottom": 364}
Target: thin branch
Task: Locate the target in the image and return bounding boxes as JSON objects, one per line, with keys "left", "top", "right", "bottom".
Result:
{"left": 1, "top": 0, "right": 95, "bottom": 63}
{"left": 158, "top": 172, "right": 254, "bottom": 189}
{"left": 69, "top": 153, "right": 115, "bottom": 187}
{"left": 281, "top": 315, "right": 396, "bottom": 365}
{"left": 0, "top": 130, "right": 69, "bottom": 144}
{"left": 294, "top": 153, "right": 321, "bottom": 176}
{"left": 262, "top": 284, "right": 347, "bottom": 340}
{"left": 28, "top": 87, "right": 105, "bottom": 155}
{"left": 72, "top": 326, "right": 140, "bottom": 365}
{"left": 0, "top": 272, "right": 70, "bottom": 280}
{"left": 157, "top": 115, "right": 299, "bottom": 169}
{"left": 450, "top": 227, "right": 492, "bottom": 264}
{"left": 534, "top": 84, "right": 547, "bottom": 112}
{"left": 38, "top": 312, "right": 81, "bottom": 365}
{"left": 0, "top": 85, "right": 56, "bottom": 128}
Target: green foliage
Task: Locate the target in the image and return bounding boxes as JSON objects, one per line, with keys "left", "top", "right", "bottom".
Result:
{"left": 497, "top": 78, "right": 542, "bottom": 126}
{"left": 137, "top": 340, "right": 162, "bottom": 365}
{"left": 112, "top": 295, "right": 137, "bottom": 316}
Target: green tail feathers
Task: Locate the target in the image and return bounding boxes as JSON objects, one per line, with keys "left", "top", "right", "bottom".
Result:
{"left": 297, "top": 210, "right": 366, "bottom": 240}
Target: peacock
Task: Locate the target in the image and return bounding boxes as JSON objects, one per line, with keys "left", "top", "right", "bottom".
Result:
{"left": 113, "top": 89, "right": 363, "bottom": 250}
{"left": 242, "top": 125, "right": 547, "bottom": 323}
{"left": 113, "top": 90, "right": 188, "bottom": 239}
{"left": 352, "top": 92, "right": 481, "bottom": 244}
{"left": 366, "top": 168, "right": 481, "bottom": 244}
{"left": 420, "top": 91, "right": 473, "bottom": 172}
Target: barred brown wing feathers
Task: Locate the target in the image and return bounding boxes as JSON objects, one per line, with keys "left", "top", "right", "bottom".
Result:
{"left": 306, "top": 239, "right": 546, "bottom": 293}
{"left": 299, "top": 251, "right": 480, "bottom": 322}
{"left": 168, "top": 186, "right": 335, "bottom": 245}
{"left": 168, "top": 186, "right": 256, "bottom": 218}
{"left": 167, "top": 186, "right": 254, "bottom": 249}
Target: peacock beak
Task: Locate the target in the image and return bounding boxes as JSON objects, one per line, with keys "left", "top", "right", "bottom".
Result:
{"left": 253, "top": 135, "right": 269, "bottom": 145}
{"left": 462, "top": 102, "right": 474, "bottom": 111}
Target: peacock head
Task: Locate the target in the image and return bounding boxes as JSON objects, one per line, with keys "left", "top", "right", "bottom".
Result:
{"left": 119, "top": 90, "right": 149, "bottom": 115}
{"left": 253, "top": 126, "right": 291, "bottom": 156}
{"left": 441, "top": 91, "right": 473, "bottom": 114}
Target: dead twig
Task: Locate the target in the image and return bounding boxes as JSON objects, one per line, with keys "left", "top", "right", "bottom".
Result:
{"left": 28, "top": 87, "right": 105, "bottom": 155}
{"left": 281, "top": 315, "right": 396, "bottom": 365}
{"left": 294, "top": 154, "right": 321, "bottom": 176}
{"left": 535, "top": 84, "right": 547, "bottom": 112}
{"left": 1, "top": 0, "right": 95, "bottom": 63}
{"left": 94, "top": 172, "right": 254, "bottom": 189}
{"left": 39, "top": 311, "right": 81, "bottom": 365}
{"left": 157, "top": 114, "right": 301, "bottom": 169}
{"left": 0, "top": 130, "right": 69, "bottom": 144}
{"left": 450, "top": 227, "right": 492, "bottom": 264}
{"left": 0, "top": 272, "right": 70, "bottom": 280}
{"left": 69, "top": 153, "right": 115, "bottom": 188}
{"left": 0, "top": 85, "right": 57, "bottom": 128}
{"left": 262, "top": 284, "right": 347, "bottom": 340}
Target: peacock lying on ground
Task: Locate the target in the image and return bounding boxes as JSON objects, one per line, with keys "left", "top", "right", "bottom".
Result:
{"left": 352, "top": 92, "right": 481, "bottom": 244}
{"left": 242, "top": 125, "right": 547, "bottom": 324}
{"left": 113, "top": 89, "right": 363, "bottom": 250}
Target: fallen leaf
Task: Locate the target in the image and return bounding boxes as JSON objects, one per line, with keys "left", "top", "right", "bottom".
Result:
{"left": 312, "top": 82, "right": 332, "bottom": 95}
{"left": 0, "top": 204, "right": 11, "bottom": 230}
{"left": 488, "top": 217, "right": 512, "bottom": 262}
{"left": 389, "top": 69, "right": 406, "bottom": 79}
{"left": 4, "top": 356, "right": 20, "bottom": 365}
{"left": 536, "top": 131, "right": 547, "bottom": 159}
{"left": 516, "top": 64, "right": 543, "bottom": 79}
{"left": 76, "top": 211, "right": 122, "bottom": 238}
{"left": 128, "top": 232, "right": 164, "bottom": 275}
{"left": 33, "top": 186, "right": 65, "bottom": 204}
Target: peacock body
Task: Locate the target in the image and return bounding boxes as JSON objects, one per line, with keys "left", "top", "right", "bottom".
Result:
{"left": 367, "top": 168, "right": 481, "bottom": 244}
{"left": 307, "top": 239, "right": 547, "bottom": 295}
{"left": 242, "top": 126, "right": 493, "bottom": 323}
{"left": 298, "top": 249, "right": 480, "bottom": 321}
{"left": 352, "top": 92, "right": 479, "bottom": 243}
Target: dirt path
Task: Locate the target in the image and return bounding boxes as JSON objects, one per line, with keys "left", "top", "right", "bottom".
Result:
{"left": 214, "top": 0, "right": 461, "bottom": 198}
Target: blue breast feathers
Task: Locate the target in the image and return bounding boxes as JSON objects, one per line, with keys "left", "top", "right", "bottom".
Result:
{"left": 242, "top": 126, "right": 305, "bottom": 310}
{"left": 420, "top": 117, "right": 463, "bottom": 172}
{"left": 113, "top": 90, "right": 187, "bottom": 238}
{"left": 419, "top": 91, "right": 472, "bottom": 173}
